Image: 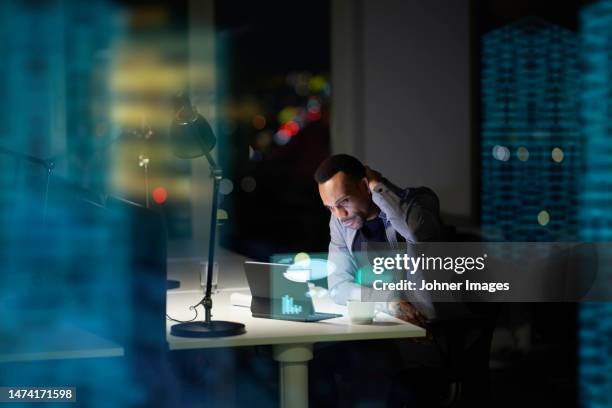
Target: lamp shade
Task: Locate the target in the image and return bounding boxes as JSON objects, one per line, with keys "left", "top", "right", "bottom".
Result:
{"left": 170, "top": 113, "right": 217, "bottom": 159}
{"left": 169, "top": 92, "right": 216, "bottom": 159}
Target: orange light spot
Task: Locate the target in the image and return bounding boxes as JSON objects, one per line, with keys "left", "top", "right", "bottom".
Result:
{"left": 153, "top": 187, "right": 168, "bottom": 204}
{"left": 282, "top": 120, "right": 300, "bottom": 136}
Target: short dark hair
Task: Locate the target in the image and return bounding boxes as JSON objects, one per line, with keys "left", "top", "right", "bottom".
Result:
{"left": 314, "top": 154, "right": 365, "bottom": 184}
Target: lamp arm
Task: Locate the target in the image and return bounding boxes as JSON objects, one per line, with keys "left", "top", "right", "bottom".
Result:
{"left": 202, "top": 151, "right": 222, "bottom": 323}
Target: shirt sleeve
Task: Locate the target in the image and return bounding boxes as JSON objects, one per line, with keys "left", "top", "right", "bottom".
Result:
{"left": 326, "top": 215, "right": 397, "bottom": 305}
{"left": 369, "top": 179, "right": 441, "bottom": 243}
{"left": 326, "top": 215, "right": 362, "bottom": 305}
{"left": 369, "top": 179, "right": 440, "bottom": 319}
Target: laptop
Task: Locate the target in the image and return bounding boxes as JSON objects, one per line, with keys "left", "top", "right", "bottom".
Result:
{"left": 244, "top": 261, "right": 342, "bottom": 322}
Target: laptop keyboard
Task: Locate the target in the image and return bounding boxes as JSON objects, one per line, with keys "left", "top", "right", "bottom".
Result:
{"left": 262, "top": 312, "right": 342, "bottom": 322}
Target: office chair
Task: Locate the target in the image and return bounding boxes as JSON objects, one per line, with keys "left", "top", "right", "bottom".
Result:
{"left": 387, "top": 302, "right": 499, "bottom": 407}
{"left": 388, "top": 227, "right": 500, "bottom": 407}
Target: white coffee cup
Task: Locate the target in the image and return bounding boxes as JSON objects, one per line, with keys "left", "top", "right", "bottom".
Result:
{"left": 347, "top": 300, "right": 377, "bottom": 325}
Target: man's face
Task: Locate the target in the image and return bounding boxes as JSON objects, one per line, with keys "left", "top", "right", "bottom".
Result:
{"left": 318, "top": 171, "right": 373, "bottom": 230}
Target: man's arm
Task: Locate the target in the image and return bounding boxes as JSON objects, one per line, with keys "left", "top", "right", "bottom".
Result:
{"left": 326, "top": 215, "right": 362, "bottom": 305}
{"left": 327, "top": 215, "right": 401, "bottom": 308}
{"left": 365, "top": 167, "right": 440, "bottom": 320}
{"left": 365, "top": 167, "right": 441, "bottom": 242}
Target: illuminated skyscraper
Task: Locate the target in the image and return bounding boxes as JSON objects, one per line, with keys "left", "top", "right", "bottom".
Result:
{"left": 481, "top": 17, "right": 580, "bottom": 242}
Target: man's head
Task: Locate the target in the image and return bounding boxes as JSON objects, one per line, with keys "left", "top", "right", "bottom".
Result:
{"left": 314, "top": 154, "right": 376, "bottom": 229}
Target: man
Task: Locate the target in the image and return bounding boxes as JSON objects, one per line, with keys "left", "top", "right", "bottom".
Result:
{"left": 315, "top": 153, "right": 442, "bottom": 323}
{"left": 310, "top": 154, "right": 446, "bottom": 406}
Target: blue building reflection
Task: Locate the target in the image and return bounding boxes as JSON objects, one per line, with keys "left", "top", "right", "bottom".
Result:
{"left": 580, "top": 1, "right": 612, "bottom": 406}
{"left": 481, "top": 17, "right": 580, "bottom": 242}
{"left": 0, "top": 1, "right": 153, "bottom": 406}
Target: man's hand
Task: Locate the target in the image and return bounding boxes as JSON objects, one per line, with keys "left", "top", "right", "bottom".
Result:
{"left": 395, "top": 301, "right": 428, "bottom": 328}
{"left": 394, "top": 301, "right": 433, "bottom": 344}
{"left": 364, "top": 165, "right": 383, "bottom": 192}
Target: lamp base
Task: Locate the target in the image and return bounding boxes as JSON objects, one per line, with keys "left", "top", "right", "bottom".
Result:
{"left": 170, "top": 320, "right": 246, "bottom": 338}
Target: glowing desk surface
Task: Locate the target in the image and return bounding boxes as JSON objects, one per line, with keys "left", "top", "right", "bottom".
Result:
{"left": 167, "top": 288, "right": 424, "bottom": 349}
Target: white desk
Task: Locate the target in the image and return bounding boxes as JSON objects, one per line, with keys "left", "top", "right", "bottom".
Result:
{"left": 166, "top": 287, "right": 425, "bottom": 408}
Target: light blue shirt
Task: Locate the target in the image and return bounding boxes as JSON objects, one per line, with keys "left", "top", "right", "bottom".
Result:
{"left": 326, "top": 179, "right": 441, "bottom": 318}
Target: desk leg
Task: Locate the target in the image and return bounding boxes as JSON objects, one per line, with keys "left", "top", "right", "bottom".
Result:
{"left": 272, "top": 343, "right": 313, "bottom": 408}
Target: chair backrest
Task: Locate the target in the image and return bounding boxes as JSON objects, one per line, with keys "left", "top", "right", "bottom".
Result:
{"left": 427, "top": 303, "right": 499, "bottom": 384}
{"left": 425, "top": 227, "right": 500, "bottom": 383}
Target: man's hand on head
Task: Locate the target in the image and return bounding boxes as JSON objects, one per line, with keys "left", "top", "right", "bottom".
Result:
{"left": 364, "top": 166, "right": 383, "bottom": 192}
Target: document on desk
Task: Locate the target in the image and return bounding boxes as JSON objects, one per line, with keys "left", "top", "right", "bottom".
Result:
{"left": 230, "top": 292, "right": 252, "bottom": 307}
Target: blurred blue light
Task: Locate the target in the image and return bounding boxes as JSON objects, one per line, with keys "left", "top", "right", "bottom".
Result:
{"left": 580, "top": 2, "right": 612, "bottom": 406}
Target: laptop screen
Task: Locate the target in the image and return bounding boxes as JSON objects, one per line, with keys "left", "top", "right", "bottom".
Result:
{"left": 244, "top": 261, "right": 315, "bottom": 316}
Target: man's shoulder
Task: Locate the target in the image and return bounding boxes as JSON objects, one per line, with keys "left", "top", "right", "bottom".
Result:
{"left": 328, "top": 214, "right": 357, "bottom": 248}
{"left": 406, "top": 187, "right": 440, "bottom": 217}
{"left": 329, "top": 213, "right": 350, "bottom": 233}
{"left": 329, "top": 213, "right": 345, "bottom": 232}
{"left": 386, "top": 182, "right": 439, "bottom": 208}
{"left": 380, "top": 179, "right": 436, "bottom": 198}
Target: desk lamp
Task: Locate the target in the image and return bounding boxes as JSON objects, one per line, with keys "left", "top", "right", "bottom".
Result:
{"left": 169, "top": 92, "right": 246, "bottom": 337}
